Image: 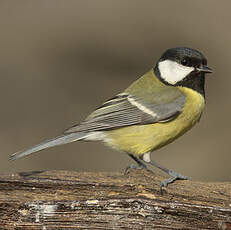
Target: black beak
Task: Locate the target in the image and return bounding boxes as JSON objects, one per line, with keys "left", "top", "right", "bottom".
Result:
{"left": 197, "top": 65, "right": 213, "bottom": 73}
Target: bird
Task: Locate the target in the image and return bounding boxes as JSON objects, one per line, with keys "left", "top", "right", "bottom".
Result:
{"left": 10, "top": 47, "right": 212, "bottom": 194}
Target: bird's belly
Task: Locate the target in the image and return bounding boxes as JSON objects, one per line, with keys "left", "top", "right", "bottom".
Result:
{"left": 104, "top": 88, "right": 205, "bottom": 156}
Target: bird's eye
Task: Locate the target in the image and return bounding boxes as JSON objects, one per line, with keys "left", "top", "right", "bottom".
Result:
{"left": 202, "top": 59, "right": 207, "bottom": 66}
{"left": 181, "top": 59, "right": 189, "bottom": 66}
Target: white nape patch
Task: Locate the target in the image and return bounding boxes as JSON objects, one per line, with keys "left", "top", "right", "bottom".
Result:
{"left": 142, "top": 152, "right": 151, "bottom": 163}
{"left": 158, "top": 60, "right": 194, "bottom": 85}
{"left": 128, "top": 96, "right": 157, "bottom": 118}
{"left": 84, "top": 131, "right": 106, "bottom": 141}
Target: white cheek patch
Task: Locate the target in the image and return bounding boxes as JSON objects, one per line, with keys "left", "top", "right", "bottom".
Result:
{"left": 158, "top": 60, "right": 194, "bottom": 85}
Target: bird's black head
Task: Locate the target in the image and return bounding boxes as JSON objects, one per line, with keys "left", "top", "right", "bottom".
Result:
{"left": 154, "top": 47, "right": 212, "bottom": 96}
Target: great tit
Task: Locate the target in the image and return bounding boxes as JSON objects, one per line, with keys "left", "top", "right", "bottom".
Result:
{"left": 10, "top": 47, "right": 212, "bottom": 193}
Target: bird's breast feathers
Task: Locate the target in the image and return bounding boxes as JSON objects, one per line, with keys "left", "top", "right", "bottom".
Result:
{"left": 103, "top": 86, "right": 205, "bottom": 155}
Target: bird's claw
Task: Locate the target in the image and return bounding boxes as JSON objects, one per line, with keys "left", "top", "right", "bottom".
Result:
{"left": 160, "top": 173, "right": 191, "bottom": 194}
{"left": 124, "top": 164, "right": 153, "bottom": 175}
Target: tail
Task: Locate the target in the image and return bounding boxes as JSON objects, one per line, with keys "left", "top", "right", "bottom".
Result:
{"left": 9, "top": 132, "right": 88, "bottom": 161}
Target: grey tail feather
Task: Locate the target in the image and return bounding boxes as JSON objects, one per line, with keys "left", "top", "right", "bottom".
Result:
{"left": 9, "top": 132, "right": 88, "bottom": 161}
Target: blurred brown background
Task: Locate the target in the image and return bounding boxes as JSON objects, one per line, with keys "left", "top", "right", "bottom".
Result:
{"left": 0, "top": 0, "right": 230, "bottom": 182}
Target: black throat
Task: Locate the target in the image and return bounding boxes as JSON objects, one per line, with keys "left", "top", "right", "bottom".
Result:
{"left": 154, "top": 66, "right": 206, "bottom": 98}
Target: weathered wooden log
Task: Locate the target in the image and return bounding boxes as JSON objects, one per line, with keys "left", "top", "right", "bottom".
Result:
{"left": 0, "top": 170, "right": 230, "bottom": 229}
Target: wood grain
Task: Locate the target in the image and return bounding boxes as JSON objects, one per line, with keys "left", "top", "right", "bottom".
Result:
{"left": 0, "top": 170, "right": 230, "bottom": 229}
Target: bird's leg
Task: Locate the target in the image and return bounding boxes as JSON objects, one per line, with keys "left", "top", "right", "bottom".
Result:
{"left": 125, "top": 154, "right": 152, "bottom": 174}
{"left": 149, "top": 159, "right": 191, "bottom": 194}
{"left": 141, "top": 152, "right": 191, "bottom": 194}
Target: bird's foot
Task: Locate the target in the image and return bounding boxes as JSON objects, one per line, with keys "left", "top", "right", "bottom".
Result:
{"left": 160, "top": 170, "right": 191, "bottom": 194}
{"left": 124, "top": 164, "right": 153, "bottom": 175}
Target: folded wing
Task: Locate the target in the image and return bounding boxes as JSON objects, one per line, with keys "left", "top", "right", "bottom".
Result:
{"left": 65, "top": 92, "right": 186, "bottom": 133}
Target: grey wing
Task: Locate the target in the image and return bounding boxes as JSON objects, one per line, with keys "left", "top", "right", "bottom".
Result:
{"left": 64, "top": 92, "right": 186, "bottom": 133}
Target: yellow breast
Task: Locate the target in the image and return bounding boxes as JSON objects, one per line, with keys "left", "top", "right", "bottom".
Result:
{"left": 104, "top": 87, "right": 205, "bottom": 156}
